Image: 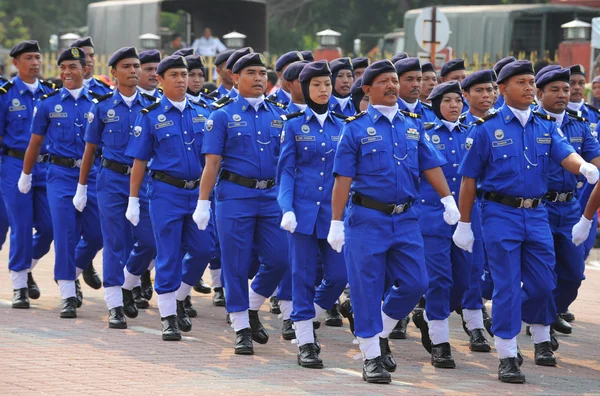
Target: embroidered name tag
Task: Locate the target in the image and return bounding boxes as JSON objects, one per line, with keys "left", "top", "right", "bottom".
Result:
{"left": 331, "top": 136, "right": 339, "bottom": 142}
{"left": 570, "top": 137, "right": 583, "bottom": 143}
{"left": 271, "top": 120, "right": 283, "bottom": 128}
{"left": 536, "top": 137, "right": 551, "bottom": 144}
{"left": 492, "top": 139, "right": 513, "bottom": 147}
{"left": 295, "top": 135, "right": 316, "bottom": 142}
{"left": 49, "top": 112, "right": 68, "bottom": 118}
{"left": 102, "top": 116, "right": 120, "bottom": 123}
{"left": 436, "top": 144, "right": 445, "bottom": 150}
{"left": 155, "top": 120, "right": 174, "bottom": 129}
{"left": 9, "top": 105, "right": 26, "bottom": 112}
{"left": 361, "top": 135, "right": 383, "bottom": 144}
{"left": 227, "top": 121, "right": 248, "bottom": 128}
{"left": 192, "top": 116, "right": 206, "bottom": 123}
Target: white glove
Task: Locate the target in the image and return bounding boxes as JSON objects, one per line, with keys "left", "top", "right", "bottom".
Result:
{"left": 280, "top": 211, "right": 297, "bottom": 233}
{"left": 193, "top": 200, "right": 211, "bottom": 230}
{"left": 72, "top": 183, "right": 88, "bottom": 212}
{"left": 579, "top": 162, "right": 599, "bottom": 185}
{"left": 18, "top": 172, "right": 32, "bottom": 194}
{"left": 125, "top": 197, "right": 140, "bottom": 226}
{"left": 327, "top": 220, "right": 345, "bottom": 253}
{"left": 572, "top": 215, "right": 593, "bottom": 246}
{"left": 441, "top": 195, "right": 460, "bottom": 225}
{"left": 452, "top": 221, "right": 474, "bottom": 253}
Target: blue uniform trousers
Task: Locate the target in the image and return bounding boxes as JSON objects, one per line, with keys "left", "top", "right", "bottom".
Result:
{"left": 480, "top": 201, "right": 557, "bottom": 339}
{"left": 1, "top": 156, "right": 53, "bottom": 271}
{"left": 46, "top": 164, "right": 103, "bottom": 281}
{"left": 0, "top": 188, "right": 9, "bottom": 250}
{"left": 208, "top": 195, "right": 221, "bottom": 271}
{"left": 462, "top": 239, "right": 485, "bottom": 310}
{"left": 578, "top": 182, "right": 598, "bottom": 259}
{"left": 276, "top": 232, "right": 293, "bottom": 301}
{"left": 344, "top": 205, "right": 428, "bottom": 338}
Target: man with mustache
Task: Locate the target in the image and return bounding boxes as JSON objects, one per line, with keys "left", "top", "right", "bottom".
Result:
{"left": 137, "top": 50, "right": 162, "bottom": 99}
{"left": 394, "top": 57, "right": 436, "bottom": 122}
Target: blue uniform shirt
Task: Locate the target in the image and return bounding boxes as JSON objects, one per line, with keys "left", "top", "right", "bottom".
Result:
{"left": 286, "top": 102, "right": 306, "bottom": 114}
{"left": 462, "top": 111, "right": 483, "bottom": 126}
{"left": 398, "top": 99, "right": 436, "bottom": 122}
{"left": 86, "top": 77, "right": 113, "bottom": 96}
{"left": 459, "top": 105, "right": 575, "bottom": 198}
{"left": 268, "top": 87, "right": 292, "bottom": 107}
{"left": 329, "top": 96, "right": 355, "bottom": 118}
{"left": 0, "top": 77, "right": 55, "bottom": 152}
{"left": 494, "top": 95, "right": 505, "bottom": 110}
{"left": 216, "top": 84, "right": 230, "bottom": 99}
{"left": 580, "top": 103, "right": 599, "bottom": 134}
{"left": 277, "top": 108, "right": 343, "bottom": 238}
{"left": 126, "top": 96, "right": 208, "bottom": 181}
{"left": 333, "top": 105, "right": 446, "bottom": 206}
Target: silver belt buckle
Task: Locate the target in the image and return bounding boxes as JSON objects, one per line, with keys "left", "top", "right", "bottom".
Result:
{"left": 393, "top": 203, "right": 406, "bottom": 214}
{"left": 184, "top": 180, "right": 196, "bottom": 189}
{"left": 36, "top": 154, "right": 45, "bottom": 163}
{"left": 74, "top": 159, "right": 82, "bottom": 168}
{"left": 255, "top": 180, "right": 269, "bottom": 190}
{"left": 125, "top": 165, "right": 132, "bottom": 175}
{"left": 522, "top": 198, "right": 533, "bottom": 209}
{"left": 558, "top": 193, "right": 567, "bottom": 202}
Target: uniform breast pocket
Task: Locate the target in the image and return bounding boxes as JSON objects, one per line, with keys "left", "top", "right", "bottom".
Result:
{"left": 360, "top": 141, "right": 388, "bottom": 173}
{"left": 51, "top": 120, "right": 71, "bottom": 143}
{"left": 269, "top": 131, "right": 281, "bottom": 156}
{"left": 192, "top": 125, "right": 204, "bottom": 153}
{"left": 227, "top": 128, "right": 252, "bottom": 155}
{"left": 155, "top": 128, "right": 180, "bottom": 157}
{"left": 297, "top": 141, "right": 316, "bottom": 162}
{"left": 534, "top": 145, "right": 550, "bottom": 176}
{"left": 490, "top": 146, "right": 518, "bottom": 175}
{"left": 104, "top": 126, "right": 129, "bottom": 148}
{"left": 7, "top": 112, "right": 27, "bottom": 134}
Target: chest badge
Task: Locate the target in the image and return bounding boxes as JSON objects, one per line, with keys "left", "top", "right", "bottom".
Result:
{"left": 494, "top": 129, "right": 504, "bottom": 140}
{"left": 432, "top": 134, "right": 440, "bottom": 144}
{"left": 301, "top": 124, "right": 310, "bottom": 133}
{"left": 367, "top": 127, "right": 376, "bottom": 136}
{"left": 232, "top": 114, "right": 241, "bottom": 121}
{"left": 12, "top": 99, "right": 20, "bottom": 107}
{"left": 54, "top": 104, "right": 63, "bottom": 113}
{"left": 107, "top": 109, "right": 116, "bottom": 118}
{"left": 157, "top": 114, "right": 166, "bottom": 122}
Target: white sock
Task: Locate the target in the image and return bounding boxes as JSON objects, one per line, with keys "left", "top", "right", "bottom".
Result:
{"left": 428, "top": 318, "right": 450, "bottom": 345}
{"left": 378, "top": 311, "right": 399, "bottom": 339}
{"left": 57, "top": 280, "right": 76, "bottom": 299}
{"left": 29, "top": 259, "right": 40, "bottom": 272}
{"left": 10, "top": 270, "right": 28, "bottom": 289}
{"left": 463, "top": 309, "right": 484, "bottom": 331}
{"left": 529, "top": 324, "right": 551, "bottom": 344}
{"left": 122, "top": 267, "right": 140, "bottom": 290}
{"left": 495, "top": 336, "right": 518, "bottom": 359}
{"left": 157, "top": 291, "right": 176, "bottom": 317}
{"left": 104, "top": 286, "right": 123, "bottom": 310}
{"left": 249, "top": 287, "right": 267, "bottom": 311}
{"left": 279, "top": 300, "right": 293, "bottom": 320}
{"left": 148, "top": 259, "right": 155, "bottom": 271}
{"left": 175, "top": 282, "right": 193, "bottom": 301}
{"left": 314, "top": 302, "right": 327, "bottom": 320}
{"left": 210, "top": 268, "right": 222, "bottom": 288}
{"left": 295, "top": 319, "right": 315, "bottom": 346}
{"left": 230, "top": 310, "right": 250, "bottom": 332}
{"left": 76, "top": 267, "right": 84, "bottom": 278}
{"left": 357, "top": 336, "right": 381, "bottom": 360}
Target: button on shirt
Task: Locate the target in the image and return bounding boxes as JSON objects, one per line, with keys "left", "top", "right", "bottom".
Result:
{"left": 277, "top": 108, "right": 342, "bottom": 238}
{"left": 458, "top": 105, "right": 575, "bottom": 199}
{"left": 333, "top": 105, "right": 446, "bottom": 206}
{"left": 126, "top": 96, "right": 207, "bottom": 181}
{"left": 0, "top": 77, "right": 55, "bottom": 152}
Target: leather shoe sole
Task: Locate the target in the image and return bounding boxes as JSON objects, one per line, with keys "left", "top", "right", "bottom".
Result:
{"left": 362, "top": 372, "right": 391, "bottom": 384}
{"left": 235, "top": 346, "right": 254, "bottom": 355}
{"left": 297, "top": 355, "right": 323, "bottom": 368}
{"left": 162, "top": 332, "right": 181, "bottom": 341}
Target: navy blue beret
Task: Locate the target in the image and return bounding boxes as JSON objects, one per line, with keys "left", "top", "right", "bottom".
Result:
{"left": 10, "top": 40, "right": 41, "bottom": 57}
{"left": 536, "top": 67, "right": 570, "bottom": 89}
{"left": 57, "top": 47, "right": 86, "bottom": 65}
{"left": 394, "top": 57, "right": 421, "bottom": 75}
{"left": 493, "top": 56, "right": 516, "bottom": 76}
{"left": 569, "top": 64, "right": 586, "bottom": 76}
{"left": 330, "top": 57, "right": 353, "bottom": 75}
{"left": 232, "top": 52, "right": 267, "bottom": 74}
{"left": 172, "top": 47, "right": 194, "bottom": 57}
{"left": 496, "top": 60, "right": 534, "bottom": 84}
{"left": 421, "top": 62, "right": 435, "bottom": 74}
{"left": 351, "top": 57, "right": 370, "bottom": 70}
{"left": 351, "top": 76, "right": 364, "bottom": 96}
{"left": 461, "top": 70, "right": 495, "bottom": 91}
{"left": 362, "top": 60, "right": 396, "bottom": 86}
{"left": 390, "top": 52, "right": 408, "bottom": 64}
{"left": 70, "top": 36, "right": 94, "bottom": 48}
{"left": 226, "top": 47, "right": 254, "bottom": 70}
{"left": 156, "top": 55, "right": 188, "bottom": 74}
{"left": 139, "top": 49, "right": 161, "bottom": 64}
{"left": 108, "top": 47, "right": 139, "bottom": 68}
{"left": 441, "top": 59, "right": 465, "bottom": 77}
{"left": 427, "top": 80, "right": 462, "bottom": 101}
{"left": 282, "top": 60, "right": 309, "bottom": 81}
{"left": 535, "top": 65, "right": 561, "bottom": 80}
{"left": 214, "top": 49, "right": 235, "bottom": 66}
{"left": 185, "top": 54, "right": 205, "bottom": 71}
{"left": 275, "top": 51, "right": 304, "bottom": 72}
{"left": 300, "top": 51, "right": 314, "bottom": 62}
{"left": 298, "top": 60, "right": 331, "bottom": 83}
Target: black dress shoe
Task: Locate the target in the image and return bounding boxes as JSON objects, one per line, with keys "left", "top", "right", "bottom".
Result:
{"left": 12, "top": 288, "right": 30, "bottom": 309}
{"left": 27, "top": 273, "right": 40, "bottom": 300}
{"left": 455, "top": 308, "right": 471, "bottom": 336}
{"left": 362, "top": 356, "right": 392, "bottom": 384}
{"left": 269, "top": 296, "right": 280, "bottom": 314}
{"left": 469, "top": 328, "right": 491, "bottom": 352}
{"left": 213, "top": 287, "right": 225, "bottom": 307}
{"left": 552, "top": 315, "right": 572, "bottom": 334}
{"left": 132, "top": 286, "right": 149, "bottom": 309}
{"left": 338, "top": 299, "right": 354, "bottom": 335}
{"left": 226, "top": 313, "right": 231, "bottom": 325}
{"left": 379, "top": 337, "right": 396, "bottom": 372}
{"left": 517, "top": 346, "right": 523, "bottom": 367}
{"left": 184, "top": 295, "right": 197, "bottom": 318}
{"left": 431, "top": 342, "right": 456, "bottom": 368}
{"left": 550, "top": 328, "right": 560, "bottom": 352}
{"left": 82, "top": 262, "right": 102, "bottom": 289}
{"left": 249, "top": 310, "right": 269, "bottom": 344}
{"left": 122, "top": 288, "right": 139, "bottom": 319}
{"left": 559, "top": 311, "right": 575, "bottom": 323}
{"left": 60, "top": 297, "right": 78, "bottom": 318}
{"left": 108, "top": 307, "right": 127, "bottom": 329}
{"left": 74, "top": 280, "right": 83, "bottom": 308}
{"left": 534, "top": 341, "right": 556, "bottom": 366}
{"left": 415, "top": 296, "right": 426, "bottom": 311}
{"left": 412, "top": 310, "right": 432, "bottom": 353}
{"left": 282, "top": 319, "right": 295, "bottom": 340}
{"left": 176, "top": 300, "right": 192, "bottom": 332}
{"left": 235, "top": 328, "right": 254, "bottom": 355}
{"left": 161, "top": 315, "right": 181, "bottom": 341}
{"left": 482, "top": 306, "right": 494, "bottom": 337}
{"left": 389, "top": 316, "right": 409, "bottom": 340}
{"left": 140, "top": 270, "right": 153, "bottom": 300}
{"left": 324, "top": 303, "right": 343, "bottom": 327}
{"left": 498, "top": 358, "right": 526, "bottom": 383}
{"left": 193, "top": 278, "right": 211, "bottom": 294}
{"left": 297, "top": 343, "right": 323, "bottom": 368}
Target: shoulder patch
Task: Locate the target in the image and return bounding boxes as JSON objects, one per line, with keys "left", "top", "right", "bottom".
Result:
{"left": 331, "top": 112, "right": 350, "bottom": 120}
{"left": 141, "top": 101, "right": 160, "bottom": 114}
{"left": 533, "top": 111, "right": 556, "bottom": 122}
{"left": 0, "top": 81, "right": 14, "bottom": 95}
{"left": 92, "top": 92, "right": 113, "bottom": 104}
{"left": 344, "top": 111, "right": 367, "bottom": 123}
{"left": 475, "top": 111, "right": 499, "bottom": 125}
{"left": 206, "top": 89, "right": 220, "bottom": 99}
{"left": 88, "top": 90, "right": 103, "bottom": 99}
{"left": 280, "top": 111, "right": 304, "bottom": 121}
{"left": 40, "top": 90, "right": 60, "bottom": 100}
{"left": 39, "top": 79, "right": 56, "bottom": 90}
{"left": 423, "top": 122, "right": 436, "bottom": 131}
{"left": 95, "top": 77, "right": 114, "bottom": 90}
{"left": 212, "top": 97, "right": 233, "bottom": 109}
{"left": 140, "top": 92, "right": 160, "bottom": 103}
{"left": 399, "top": 110, "right": 422, "bottom": 119}
{"left": 265, "top": 97, "right": 288, "bottom": 110}
{"left": 566, "top": 110, "right": 587, "bottom": 122}
{"left": 190, "top": 99, "right": 209, "bottom": 108}
{"left": 586, "top": 102, "right": 600, "bottom": 114}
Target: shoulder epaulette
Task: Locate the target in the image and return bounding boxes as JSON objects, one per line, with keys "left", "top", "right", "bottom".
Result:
{"left": 92, "top": 92, "right": 113, "bottom": 104}
{"left": 280, "top": 111, "right": 304, "bottom": 121}
{"left": 331, "top": 112, "right": 350, "bottom": 120}
{"left": 566, "top": 108, "right": 587, "bottom": 122}
{"left": 458, "top": 114, "right": 466, "bottom": 123}
{"left": 88, "top": 90, "right": 103, "bottom": 99}
{"left": 421, "top": 102, "right": 432, "bottom": 109}
{"left": 400, "top": 110, "right": 421, "bottom": 119}
{"left": 158, "top": 88, "right": 164, "bottom": 94}
{"left": 212, "top": 97, "right": 233, "bottom": 109}
{"left": 475, "top": 111, "right": 498, "bottom": 125}
{"left": 190, "top": 99, "right": 209, "bottom": 108}
{"left": 40, "top": 90, "right": 60, "bottom": 100}
{"left": 140, "top": 92, "right": 160, "bottom": 103}
{"left": 39, "top": 79, "right": 56, "bottom": 90}
{"left": 265, "top": 97, "right": 287, "bottom": 110}
{"left": 95, "top": 77, "right": 114, "bottom": 90}
{"left": 344, "top": 111, "right": 367, "bottom": 123}
{"left": 533, "top": 111, "right": 556, "bottom": 122}
{"left": 459, "top": 123, "right": 469, "bottom": 130}
{"left": 141, "top": 101, "right": 160, "bottom": 114}
{"left": 585, "top": 102, "right": 600, "bottom": 114}
{"left": 267, "top": 93, "right": 277, "bottom": 101}
{"left": 424, "top": 122, "right": 435, "bottom": 131}
{"left": 206, "top": 89, "right": 219, "bottom": 99}
{"left": 0, "top": 81, "right": 14, "bottom": 94}
{"left": 200, "top": 91, "right": 215, "bottom": 101}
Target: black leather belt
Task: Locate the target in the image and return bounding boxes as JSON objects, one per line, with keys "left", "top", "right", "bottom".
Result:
{"left": 543, "top": 190, "right": 575, "bottom": 203}
{"left": 151, "top": 170, "right": 199, "bottom": 190}
{"left": 5, "top": 148, "right": 49, "bottom": 163}
{"left": 352, "top": 192, "right": 413, "bottom": 215}
{"left": 477, "top": 190, "right": 542, "bottom": 209}
{"left": 102, "top": 158, "right": 131, "bottom": 175}
{"left": 49, "top": 155, "right": 82, "bottom": 168}
{"left": 220, "top": 169, "right": 276, "bottom": 190}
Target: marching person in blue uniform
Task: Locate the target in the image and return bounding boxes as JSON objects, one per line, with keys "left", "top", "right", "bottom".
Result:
{"left": 268, "top": 51, "right": 305, "bottom": 107}
{"left": 277, "top": 60, "right": 348, "bottom": 368}
{"left": 76, "top": 47, "right": 158, "bottom": 329}
{"left": 137, "top": 50, "right": 162, "bottom": 99}
{"left": 350, "top": 77, "right": 369, "bottom": 113}
{"left": 440, "top": 59, "right": 469, "bottom": 112}
{"left": 0, "top": 40, "right": 55, "bottom": 308}
{"left": 328, "top": 58, "right": 355, "bottom": 117}
{"left": 492, "top": 57, "right": 516, "bottom": 110}
{"left": 213, "top": 49, "right": 236, "bottom": 99}
{"left": 453, "top": 60, "right": 599, "bottom": 384}
{"left": 195, "top": 53, "right": 289, "bottom": 355}
{"left": 420, "top": 62, "right": 438, "bottom": 105}
{"left": 351, "top": 57, "right": 370, "bottom": 80}
{"left": 394, "top": 57, "right": 436, "bottom": 122}
{"left": 461, "top": 70, "right": 495, "bottom": 125}
{"left": 329, "top": 60, "right": 458, "bottom": 383}
{"left": 70, "top": 37, "right": 114, "bottom": 96}
{"left": 185, "top": 54, "right": 214, "bottom": 107}
{"left": 281, "top": 61, "right": 310, "bottom": 114}
{"left": 22, "top": 47, "right": 104, "bottom": 318}
{"left": 221, "top": 47, "right": 254, "bottom": 100}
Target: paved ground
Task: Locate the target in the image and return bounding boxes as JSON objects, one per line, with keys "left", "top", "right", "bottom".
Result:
{"left": 1, "top": 247, "right": 600, "bottom": 395}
